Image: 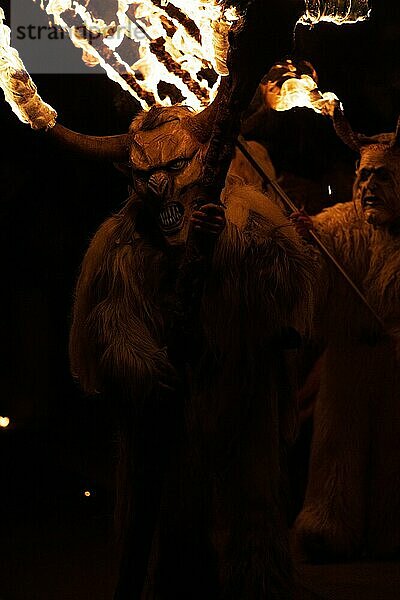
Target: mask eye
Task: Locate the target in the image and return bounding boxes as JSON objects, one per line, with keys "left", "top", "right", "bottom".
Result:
{"left": 359, "top": 168, "right": 371, "bottom": 181}
{"left": 168, "top": 158, "right": 188, "bottom": 172}
{"left": 132, "top": 167, "right": 149, "bottom": 180}
{"left": 376, "top": 167, "right": 390, "bottom": 182}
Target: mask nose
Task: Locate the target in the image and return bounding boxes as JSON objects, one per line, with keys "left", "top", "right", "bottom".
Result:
{"left": 148, "top": 172, "right": 170, "bottom": 200}
{"left": 369, "top": 178, "right": 380, "bottom": 196}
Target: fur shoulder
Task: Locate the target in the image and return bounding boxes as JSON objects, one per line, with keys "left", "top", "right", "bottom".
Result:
{"left": 314, "top": 201, "right": 370, "bottom": 243}
{"left": 227, "top": 141, "right": 276, "bottom": 189}
{"left": 313, "top": 201, "right": 372, "bottom": 276}
{"left": 314, "top": 201, "right": 359, "bottom": 230}
{"left": 69, "top": 206, "right": 166, "bottom": 396}
{"left": 223, "top": 183, "right": 303, "bottom": 249}
{"left": 206, "top": 184, "right": 318, "bottom": 343}
{"left": 75, "top": 213, "right": 127, "bottom": 290}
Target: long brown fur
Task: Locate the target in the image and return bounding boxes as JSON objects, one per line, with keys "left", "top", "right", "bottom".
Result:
{"left": 295, "top": 198, "right": 400, "bottom": 560}
{"left": 70, "top": 145, "right": 318, "bottom": 599}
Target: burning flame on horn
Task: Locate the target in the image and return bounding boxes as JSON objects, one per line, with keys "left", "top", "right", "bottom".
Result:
{"left": 264, "top": 60, "right": 340, "bottom": 117}
{"left": 299, "top": 0, "right": 371, "bottom": 25}
{"left": 38, "top": 0, "right": 241, "bottom": 112}
{"left": 0, "top": 8, "right": 57, "bottom": 129}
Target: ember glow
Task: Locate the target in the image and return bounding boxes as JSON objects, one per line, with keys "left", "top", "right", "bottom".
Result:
{"left": 38, "top": 0, "right": 241, "bottom": 111}
{"left": 265, "top": 60, "right": 340, "bottom": 117}
{"left": 0, "top": 8, "right": 57, "bottom": 129}
{"left": 300, "top": 0, "right": 371, "bottom": 25}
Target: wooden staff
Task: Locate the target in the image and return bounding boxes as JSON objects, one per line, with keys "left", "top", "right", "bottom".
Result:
{"left": 197, "top": 0, "right": 306, "bottom": 200}
{"left": 236, "top": 135, "right": 385, "bottom": 330}
{"left": 176, "top": 0, "right": 311, "bottom": 325}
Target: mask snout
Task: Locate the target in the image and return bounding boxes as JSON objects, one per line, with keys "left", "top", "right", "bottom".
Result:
{"left": 148, "top": 172, "right": 170, "bottom": 201}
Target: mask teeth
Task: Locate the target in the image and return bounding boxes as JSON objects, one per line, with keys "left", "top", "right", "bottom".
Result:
{"left": 160, "top": 203, "right": 183, "bottom": 228}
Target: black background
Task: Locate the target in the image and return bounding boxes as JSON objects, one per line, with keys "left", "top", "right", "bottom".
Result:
{"left": 0, "top": 1, "right": 399, "bottom": 598}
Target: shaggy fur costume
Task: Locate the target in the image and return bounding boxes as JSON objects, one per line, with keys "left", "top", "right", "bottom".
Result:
{"left": 70, "top": 146, "right": 317, "bottom": 599}
{"left": 295, "top": 198, "right": 400, "bottom": 560}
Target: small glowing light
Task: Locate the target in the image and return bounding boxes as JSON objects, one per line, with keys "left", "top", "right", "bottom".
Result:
{"left": 83, "top": 490, "right": 91, "bottom": 498}
{"left": 328, "top": 185, "right": 332, "bottom": 196}
{"left": 0, "top": 416, "right": 10, "bottom": 428}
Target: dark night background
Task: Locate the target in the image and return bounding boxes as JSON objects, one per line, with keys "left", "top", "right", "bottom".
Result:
{"left": 1, "top": 1, "right": 400, "bottom": 598}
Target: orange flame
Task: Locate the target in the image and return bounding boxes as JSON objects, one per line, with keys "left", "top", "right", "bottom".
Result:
{"left": 299, "top": 0, "right": 371, "bottom": 25}
{"left": 39, "top": 0, "right": 241, "bottom": 111}
{"left": 0, "top": 8, "right": 57, "bottom": 129}
{"left": 264, "top": 60, "right": 340, "bottom": 117}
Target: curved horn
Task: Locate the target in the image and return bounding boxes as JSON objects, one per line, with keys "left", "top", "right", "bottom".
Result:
{"left": 184, "top": 99, "right": 221, "bottom": 144}
{"left": 392, "top": 115, "right": 400, "bottom": 148}
{"left": 184, "top": 77, "right": 230, "bottom": 144}
{"left": 332, "top": 105, "right": 361, "bottom": 154}
{"left": 46, "top": 123, "right": 131, "bottom": 161}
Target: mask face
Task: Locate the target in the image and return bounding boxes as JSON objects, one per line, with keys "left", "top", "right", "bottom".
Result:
{"left": 354, "top": 145, "right": 400, "bottom": 229}
{"left": 129, "top": 113, "right": 207, "bottom": 246}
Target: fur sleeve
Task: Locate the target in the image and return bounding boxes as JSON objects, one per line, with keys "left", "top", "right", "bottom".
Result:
{"left": 69, "top": 213, "right": 174, "bottom": 401}
{"left": 367, "top": 233, "right": 400, "bottom": 352}
{"left": 311, "top": 202, "right": 395, "bottom": 342}
{"left": 202, "top": 184, "right": 318, "bottom": 353}
{"left": 226, "top": 141, "right": 276, "bottom": 189}
{"left": 313, "top": 202, "right": 371, "bottom": 273}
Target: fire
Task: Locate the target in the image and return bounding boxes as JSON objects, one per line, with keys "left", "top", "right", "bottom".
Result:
{"left": 38, "top": 0, "right": 241, "bottom": 111}
{"left": 0, "top": 1, "right": 370, "bottom": 129}
{"left": 264, "top": 60, "right": 340, "bottom": 117}
{"left": 0, "top": 8, "right": 57, "bottom": 129}
{"left": 300, "top": 0, "right": 371, "bottom": 25}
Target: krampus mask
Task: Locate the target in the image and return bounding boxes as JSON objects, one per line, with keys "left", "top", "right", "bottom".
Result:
{"left": 127, "top": 106, "right": 210, "bottom": 245}
{"left": 334, "top": 111, "right": 400, "bottom": 230}
{"left": 49, "top": 102, "right": 218, "bottom": 245}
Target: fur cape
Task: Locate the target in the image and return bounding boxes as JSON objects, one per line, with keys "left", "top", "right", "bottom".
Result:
{"left": 70, "top": 149, "right": 317, "bottom": 599}
{"left": 295, "top": 199, "right": 400, "bottom": 559}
